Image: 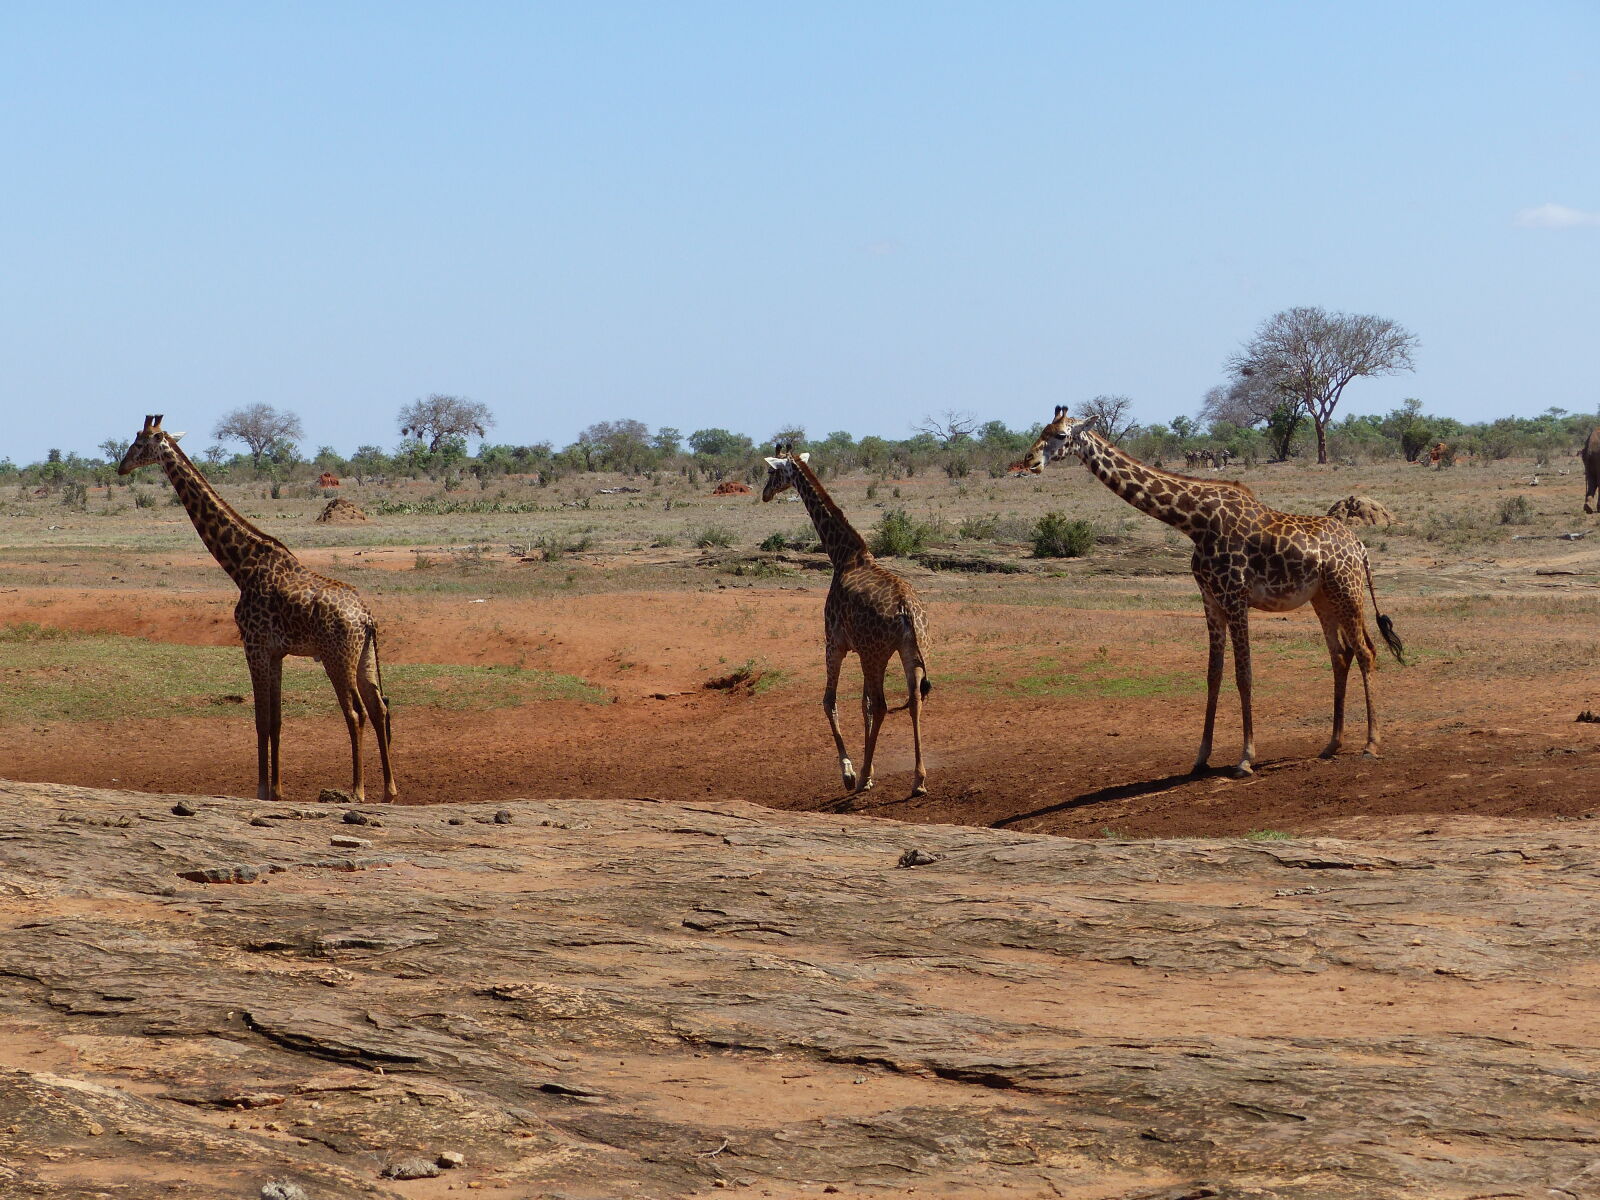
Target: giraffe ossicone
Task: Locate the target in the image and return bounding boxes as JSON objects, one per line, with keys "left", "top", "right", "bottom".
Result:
{"left": 1024, "top": 404, "right": 1404, "bottom": 777}
{"left": 118, "top": 414, "right": 397, "bottom": 803}
{"left": 761, "top": 443, "right": 930, "bottom": 802}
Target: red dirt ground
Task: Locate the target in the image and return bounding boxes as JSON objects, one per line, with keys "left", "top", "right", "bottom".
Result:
{"left": 4, "top": 586, "right": 1599, "bottom": 840}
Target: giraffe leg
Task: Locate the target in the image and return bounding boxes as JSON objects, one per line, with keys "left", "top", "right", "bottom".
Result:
{"left": 326, "top": 660, "right": 367, "bottom": 804}
{"left": 900, "top": 649, "right": 927, "bottom": 798}
{"left": 822, "top": 641, "right": 855, "bottom": 792}
{"left": 1348, "top": 612, "right": 1381, "bottom": 758}
{"left": 247, "top": 648, "right": 286, "bottom": 802}
{"left": 356, "top": 632, "right": 397, "bottom": 801}
{"left": 1312, "top": 594, "right": 1351, "bottom": 759}
{"left": 1193, "top": 597, "right": 1226, "bottom": 774}
{"left": 855, "top": 654, "right": 890, "bottom": 794}
{"left": 1227, "top": 606, "right": 1255, "bottom": 777}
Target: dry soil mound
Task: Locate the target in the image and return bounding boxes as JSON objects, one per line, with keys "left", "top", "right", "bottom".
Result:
{"left": 2, "top": 778, "right": 1597, "bottom": 1198}
{"left": 315, "top": 497, "right": 370, "bottom": 523}
{"left": 710, "top": 479, "right": 753, "bottom": 495}
{"left": 1327, "top": 494, "right": 1395, "bottom": 527}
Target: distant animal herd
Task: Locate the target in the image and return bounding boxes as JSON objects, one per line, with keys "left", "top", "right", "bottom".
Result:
{"left": 108, "top": 407, "right": 1600, "bottom": 804}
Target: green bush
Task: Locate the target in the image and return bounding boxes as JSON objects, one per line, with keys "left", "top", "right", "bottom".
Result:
{"left": 693, "top": 525, "right": 736, "bottom": 549}
{"left": 871, "top": 508, "right": 933, "bottom": 557}
{"left": 758, "top": 531, "right": 788, "bottom": 552}
{"left": 1031, "top": 511, "right": 1095, "bottom": 558}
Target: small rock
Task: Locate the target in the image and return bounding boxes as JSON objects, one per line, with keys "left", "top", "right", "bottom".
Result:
{"left": 447, "top": 817, "right": 465, "bottom": 825}
{"left": 178, "top": 863, "right": 266, "bottom": 884}
{"left": 342, "top": 810, "right": 372, "bottom": 825}
{"left": 493, "top": 809, "right": 513, "bottom": 824}
{"left": 381, "top": 1157, "right": 441, "bottom": 1180}
{"left": 318, "top": 788, "right": 353, "bottom": 804}
{"left": 436, "top": 1151, "right": 466, "bottom": 1169}
{"left": 250, "top": 817, "right": 272, "bottom": 827}
{"left": 260, "top": 1183, "right": 310, "bottom": 1200}
{"left": 172, "top": 801, "right": 197, "bottom": 816}
{"left": 896, "top": 848, "right": 943, "bottom": 868}
{"left": 330, "top": 835, "right": 371, "bottom": 849}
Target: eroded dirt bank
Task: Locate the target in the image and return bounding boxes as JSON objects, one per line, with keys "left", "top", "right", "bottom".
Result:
{"left": 3, "top": 779, "right": 1598, "bottom": 1198}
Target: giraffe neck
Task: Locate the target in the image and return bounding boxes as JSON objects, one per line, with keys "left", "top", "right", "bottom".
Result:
{"left": 788, "top": 459, "right": 869, "bottom": 569}
{"left": 155, "top": 437, "right": 294, "bottom": 586}
{"left": 1070, "top": 429, "right": 1241, "bottom": 538}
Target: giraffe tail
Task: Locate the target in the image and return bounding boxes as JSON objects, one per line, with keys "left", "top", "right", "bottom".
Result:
{"left": 888, "top": 610, "right": 931, "bottom": 712}
{"left": 1362, "top": 552, "right": 1405, "bottom": 665}
{"left": 367, "top": 624, "right": 394, "bottom": 741}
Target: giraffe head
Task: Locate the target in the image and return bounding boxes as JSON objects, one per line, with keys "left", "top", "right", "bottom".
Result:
{"left": 761, "top": 443, "right": 810, "bottom": 502}
{"left": 1020, "top": 405, "right": 1082, "bottom": 473}
{"left": 117, "top": 414, "right": 184, "bottom": 475}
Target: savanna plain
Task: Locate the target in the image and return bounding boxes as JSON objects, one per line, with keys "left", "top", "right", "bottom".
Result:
{"left": 5, "top": 452, "right": 1600, "bottom": 1198}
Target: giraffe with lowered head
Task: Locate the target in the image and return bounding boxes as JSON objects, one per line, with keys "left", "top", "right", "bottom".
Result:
{"left": 1022, "top": 405, "right": 1403, "bottom": 777}
{"left": 761, "top": 445, "right": 931, "bottom": 800}
{"left": 119, "top": 415, "right": 397, "bottom": 802}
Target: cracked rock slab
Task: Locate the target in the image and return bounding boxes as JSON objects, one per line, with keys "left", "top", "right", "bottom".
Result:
{"left": 2, "top": 778, "right": 1599, "bottom": 1198}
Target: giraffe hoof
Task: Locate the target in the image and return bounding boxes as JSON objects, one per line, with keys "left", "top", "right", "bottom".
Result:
{"left": 1229, "top": 763, "right": 1255, "bottom": 779}
{"left": 909, "top": 784, "right": 927, "bottom": 799}
{"left": 1361, "top": 746, "right": 1380, "bottom": 760}
{"left": 1319, "top": 745, "right": 1340, "bottom": 760}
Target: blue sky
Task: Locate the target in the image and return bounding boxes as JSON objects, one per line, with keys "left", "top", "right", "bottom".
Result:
{"left": 2, "top": 1, "right": 1596, "bottom": 463}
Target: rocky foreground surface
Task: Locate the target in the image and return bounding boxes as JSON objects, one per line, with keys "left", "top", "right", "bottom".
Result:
{"left": 2, "top": 781, "right": 1598, "bottom": 1199}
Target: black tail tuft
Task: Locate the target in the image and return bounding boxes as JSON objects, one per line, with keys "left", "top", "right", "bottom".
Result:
{"left": 919, "top": 675, "right": 932, "bottom": 699}
{"left": 1377, "top": 613, "right": 1405, "bottom": 665}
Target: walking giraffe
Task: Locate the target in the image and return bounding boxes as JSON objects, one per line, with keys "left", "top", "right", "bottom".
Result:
{"left": 1021, "top": 405, "right": 1403, "bottom": 777}
{"left": 118, "top": 415, "right": 397, "bottom": 802}
{"left": 761, "top": 445, "right": 931, "bottom": 799}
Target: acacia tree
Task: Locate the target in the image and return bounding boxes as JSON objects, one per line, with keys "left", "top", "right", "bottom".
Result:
{"left": 1201, "top": 374, "right": 1305, "bottom": 461}
{"left": 915, "top": 409, "right": 979, "bottom": 446}
{"left": 1227, "top": 307, "right": 1417, "bottom": 464}
{"left": 213, "top": 404, "right": 305, "bottom": 468}
{"left": 1078, "top": 394, "right": 1138, "bottom": 445}
{"left": 397, "top": 394, "right": 494, "bottom": 451}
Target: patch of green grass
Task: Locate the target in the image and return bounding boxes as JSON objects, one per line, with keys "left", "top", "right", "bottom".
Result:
{"left": 1244, "top": 829, "right": 1295, "bottom": 841}
{"left": 0, "top": 627, "right": 605, "bottom": 726}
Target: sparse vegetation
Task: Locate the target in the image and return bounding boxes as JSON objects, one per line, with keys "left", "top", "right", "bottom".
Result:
{"left": 693, "top": 525, "right": 737, "bottom": 549}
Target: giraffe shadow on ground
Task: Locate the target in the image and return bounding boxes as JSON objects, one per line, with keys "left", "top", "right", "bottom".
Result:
{"left": 989, "top": 760, "right": 1297, "bottom": 830}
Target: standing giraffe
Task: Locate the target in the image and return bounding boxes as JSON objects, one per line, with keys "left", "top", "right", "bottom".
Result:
{"left": 118, "top": 415, "right": 397, "bottom": 802}
{"left": 761, "top": 445, "right": 931, "bottom": 799}
{"left": 1022, "top": 405, "right": 1403, "bottom": 776}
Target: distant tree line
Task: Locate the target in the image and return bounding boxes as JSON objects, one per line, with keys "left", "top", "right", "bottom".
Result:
{"left": 8, "top": 307, "right": 1597, "bottom": 499}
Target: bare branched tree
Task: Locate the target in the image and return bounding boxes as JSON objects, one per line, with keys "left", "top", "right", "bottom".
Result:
{"left": 1227, "top": 307, "right": 1417, "bottom": 464}
{"left": 915, "top": 409, "right": 979, "bottom": 446}
{"left": 398, "top": 394, "right": 495, "bottom": 452}
{"left": 1078, "top": 394, "right": 1138, "bottom": 445}
{"left": 213, "top": 404, "right": 305, "bottom": 468}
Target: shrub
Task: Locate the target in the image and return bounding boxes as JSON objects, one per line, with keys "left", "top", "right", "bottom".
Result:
{"left": 957, "top": 513, "right": 999, "bottom": 541}
{"left": 759, "top": 531, "right": 788, "bottom": 552}
{"left": 693, "top": 525, "right": 736, "bottom": 549}
{"left": 871, "top": 508, "right": 932, "bottom": 557}
{"left": 1497, "top": 494, "right": 1534, "bottom": 525}
{"left": 1031, "top": 511, "right": 1095, "bottom": 558}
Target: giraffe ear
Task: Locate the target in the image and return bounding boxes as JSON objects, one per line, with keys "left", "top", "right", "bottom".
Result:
{"left": 169, "top": 431, "right": 186, "bottom": 441}
{"left": 764, "top": 457, "right": 785, "bottom": 469}
{"left": 797, "top": 452, "right": 810, "bottom": 463}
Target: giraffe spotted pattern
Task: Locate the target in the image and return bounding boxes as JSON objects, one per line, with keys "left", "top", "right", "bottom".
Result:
{"left": 118, "top": 415, "right": 397, "bottom": 803}
{"left": 761, "top": 445, "right": 931, "bottom": 801}
{"left": 1024, "top": 405, "right": 1404, "bottom": 777}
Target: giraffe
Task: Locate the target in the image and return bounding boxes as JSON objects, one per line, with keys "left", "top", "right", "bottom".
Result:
{"left": 1582, "top": 427, "right": 1600, "bottom": 514}
{"left": 1022, "top": 405, "right": 1404, "bottom": 777}
{"left": 118, "top": 415, "right": 397, "bottom": 803}
{"left": 760, "top": 445, "right": 931, "bottom": 800}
